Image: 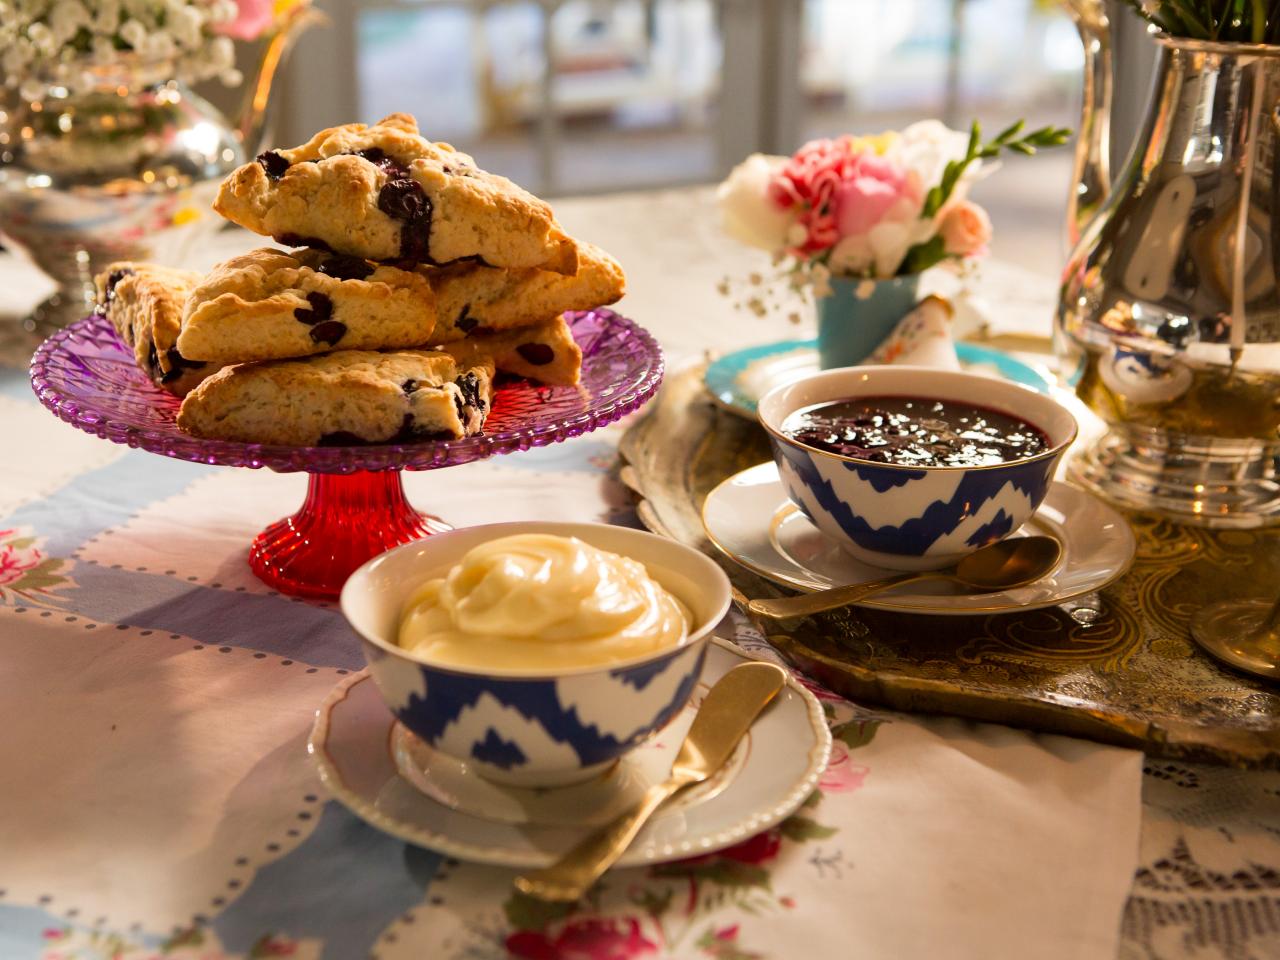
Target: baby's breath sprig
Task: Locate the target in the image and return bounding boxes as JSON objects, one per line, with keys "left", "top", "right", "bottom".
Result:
{"left": 716, "top": 259, "right": 815, "bottom": 326}
{"left": 0, "top": 0, "right": 249, "bottom": 97}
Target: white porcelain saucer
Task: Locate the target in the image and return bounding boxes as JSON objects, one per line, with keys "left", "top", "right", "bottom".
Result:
{"left": 703, "top": 463, "right": 1136, "bottom": 616}
{"left": 309, "top": 638, "right": 830, "bottom": 868}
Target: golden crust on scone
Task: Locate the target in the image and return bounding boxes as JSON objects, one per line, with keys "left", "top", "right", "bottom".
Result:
{"left": 93, "top": 262, "right": 218, "bottom": 397}
{"left": 176, "top": 248, "right": 438, "bottom": 363}
{"left": 176, "top": 349, "right": 494, "bottom": 445}
{"left": 429, "top": 240, "right": 625, "bottom": 342}
{"left": 440, "top": 314, "right": 582, "bottom": 387}
{"left": 213, "top": 113, "right": 577, "bottom": 274}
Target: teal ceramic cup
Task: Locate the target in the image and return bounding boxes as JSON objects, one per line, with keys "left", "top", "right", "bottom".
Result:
{"left": 815, "top": 274, "right": 921, "bottom": 369}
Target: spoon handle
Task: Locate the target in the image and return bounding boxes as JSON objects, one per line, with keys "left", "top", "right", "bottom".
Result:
{"left": 515, "top": 779, "right": 681, "bottom": 902}
{"left": 748, "top": 571, "right": 936, "bottom": 620}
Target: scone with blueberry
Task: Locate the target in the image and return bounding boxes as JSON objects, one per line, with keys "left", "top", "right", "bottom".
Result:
{"left": 176, "top": 350, "right": 493, "bottom": 446}
{"left": 94, "top": 262, "right": 219, "bottom": 397}
{"left": 441, "top": 314, "right": 582, "bottom": 386}
{"left": 177, "top": 248, "right": 438, "bottom": 363}
{"left": 213, "top": 113, "right": 577, "bottom": 273}
{"left": 430, "top": 240, "right": 625, "bottom": 342}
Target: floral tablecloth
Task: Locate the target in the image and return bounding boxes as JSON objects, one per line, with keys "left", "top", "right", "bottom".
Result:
{"left": 0, "top": 189, "right": 1277, "bottom": 960}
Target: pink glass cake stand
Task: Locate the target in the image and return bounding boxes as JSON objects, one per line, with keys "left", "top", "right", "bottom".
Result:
{"left": 29, "top": 309, "right": 664, "bottom": 599}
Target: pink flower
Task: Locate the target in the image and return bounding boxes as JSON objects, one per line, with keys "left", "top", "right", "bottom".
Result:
{"left": 833, "top": 154, "right": 919, "bottom": 237}
{"left": 680, "top": 828, "right": 781, "bottom": 867}
{"left": 768, "top": 138, "right": 920, "bottom": 260}
{"left": 768, "top": 138, "right": 860, "bottom": 255}
{"left": 215, "top": 0, "right": 276, "bottom": 40}
{"left": 506, "top": 917, "right": 658, "bottom": 960}
{"left": 818, "top": 741, "right": 869, "bottom": 794}
{"left": 938, "top": 200, "right": 992, "bottom": 257}
{"left": 0, "top": 530, "right": 42, "bottom": 588}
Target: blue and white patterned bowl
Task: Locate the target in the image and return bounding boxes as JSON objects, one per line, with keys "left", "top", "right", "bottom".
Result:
{"left": 758, "top": 366, "right": 1078, "bottom": 572}
{"left": 340, "top": 522, "right": 732, "bottom": 788}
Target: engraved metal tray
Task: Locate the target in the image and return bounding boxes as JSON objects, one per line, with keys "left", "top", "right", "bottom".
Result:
{"left": 619, "top": 365, "right": 1280, "bottom": 768}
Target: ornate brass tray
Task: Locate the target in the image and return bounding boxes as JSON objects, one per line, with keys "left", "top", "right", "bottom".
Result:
{"left": 619, "top": 365, "right": 1280, "bottom": 768}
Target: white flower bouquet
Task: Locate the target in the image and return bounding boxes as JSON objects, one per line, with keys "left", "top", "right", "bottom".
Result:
{"left": 0, "top": 0, "right": 308, "bottom": 98}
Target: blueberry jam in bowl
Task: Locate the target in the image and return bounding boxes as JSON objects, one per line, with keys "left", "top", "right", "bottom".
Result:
{"left": 758, "top": 366, "right": 1078, "bottom": 572}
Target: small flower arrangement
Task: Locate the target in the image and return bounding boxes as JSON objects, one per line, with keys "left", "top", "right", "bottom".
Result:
{"left": 718, "top": 120, "right": 1069, "bottom": 293}
{"left": 0, "top": 0, "right": 308, "bottom": 98}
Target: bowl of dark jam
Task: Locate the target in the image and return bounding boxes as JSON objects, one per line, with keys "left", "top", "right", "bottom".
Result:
{"left": 758, "top": 366, "right": 1077, "bottom": 571}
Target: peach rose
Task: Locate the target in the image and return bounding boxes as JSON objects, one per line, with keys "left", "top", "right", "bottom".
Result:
{"left": 938, "top": 200, "right": 992, "bottom": 257}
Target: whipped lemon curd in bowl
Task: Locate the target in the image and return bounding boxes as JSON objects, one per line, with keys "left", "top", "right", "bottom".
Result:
{"left": 343, "top": 521, "right": 733, "bottom": 785}
{"left": 397, "top": 533, "right": 691, "bottom": 671}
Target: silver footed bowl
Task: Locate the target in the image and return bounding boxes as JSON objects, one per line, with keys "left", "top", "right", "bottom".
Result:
{"left": 0, "top": 9, "right": 320, "bottom": 336}
{"left": 0, "top": 59, "right": 243, "bottom": 334}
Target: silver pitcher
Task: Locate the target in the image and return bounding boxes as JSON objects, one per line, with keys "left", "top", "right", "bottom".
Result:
{"left": 0, "top": 13, "right": 319, "bottom": 335}
{"left": 1058, "top": 19, "right": 1280, "bottom": 528}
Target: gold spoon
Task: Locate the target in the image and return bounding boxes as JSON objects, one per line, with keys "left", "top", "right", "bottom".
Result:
{"left": 514, "top": 660, "right": 787, "bottom": 903}
{"left": 747, "top": 535, "right": 1063, "bottom": 621}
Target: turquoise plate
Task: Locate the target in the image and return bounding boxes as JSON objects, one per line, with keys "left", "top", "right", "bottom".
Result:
{"left": 703, "top": 338, "right": 1056, "bottom": 419}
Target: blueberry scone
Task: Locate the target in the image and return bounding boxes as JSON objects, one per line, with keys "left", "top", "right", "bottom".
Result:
{"left": 176, "top": 248, "right": 438, "bottom": 363}
{"left": 176, "top": 350, "right": 494, "bottom": 446}
{"left": 430, "top": 240, "right": 625, "bottom": 342}
{"left": 214, "top": 113, "right": 577, "bottom": 273}
{"left": 441, "top": 315, "right": 582, "bottom": 386}
{"left": 94, "top": 262, "right": 218, "bottom": 397}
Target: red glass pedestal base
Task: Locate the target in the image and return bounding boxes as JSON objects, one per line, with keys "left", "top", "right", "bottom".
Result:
{"left": 249, "top": 471, "right": 449, "bottom": 600}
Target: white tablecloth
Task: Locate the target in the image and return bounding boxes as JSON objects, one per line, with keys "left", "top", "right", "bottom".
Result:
{"left": 0, "top": 188, "right": 1269, "bottom": 960}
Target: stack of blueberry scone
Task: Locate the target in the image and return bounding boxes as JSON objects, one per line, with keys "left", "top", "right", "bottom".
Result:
{"left": 93, "top": 113, "right": 626, "bottom": 446}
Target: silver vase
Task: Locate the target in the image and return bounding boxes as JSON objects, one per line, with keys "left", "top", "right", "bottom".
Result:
{"left": 0, "top": 59, "right": 243, "bottom": 334}
{"left": 0, "top": 11, "right": 322, "bottom": 336}
{"left": 1058, "top": 33, "right": 1280, "bottom": 528}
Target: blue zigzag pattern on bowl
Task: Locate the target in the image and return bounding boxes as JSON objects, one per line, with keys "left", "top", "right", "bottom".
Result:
{"left": 966, "top": 508, "right": 1015, "bottom": 547}
{"left": 609, "top": 652, "right": 679, "bottom": 690}
{"left": 472, "top": 728, "right": 528, "bottom": 769}
{"left": 394, "top": 647, "right": 704, "bottom": 768}
{"left": 774, "top": 441, "right": 1053, "bottom": 555}
{"left": 843, "top": 462, "right": 926, "bottom": 491}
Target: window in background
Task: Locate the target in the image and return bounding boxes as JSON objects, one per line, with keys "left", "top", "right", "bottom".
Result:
{"left": 795, "top": 0, "right": 1083, "bottom": 271}
{"left": 799, "top": 0, "right": 1081, "bottom": 137}
{"left": 292, "top": 0, "right": 1086, "bottom": 236}
{"left": 354, "top": 0, "right": 722, "bottom": 195}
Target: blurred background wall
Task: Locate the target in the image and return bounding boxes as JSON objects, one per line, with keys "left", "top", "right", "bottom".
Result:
{"left": 238, "top": 0, "right": 1160, "bottom": 271}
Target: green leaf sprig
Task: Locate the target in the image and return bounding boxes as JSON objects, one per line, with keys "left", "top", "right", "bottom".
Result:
{"left": 1127, "top": 0, "right": 1280, "bottom": 45}
{"left": 921, "top": 120, "right": 1071, "bottom": 219}
{"left": 899, "top": 119, "right": 1069, "bottom": 274}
